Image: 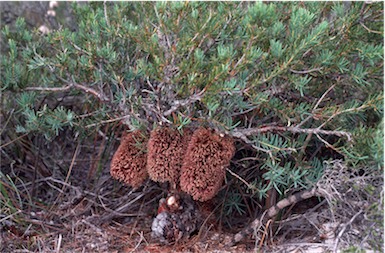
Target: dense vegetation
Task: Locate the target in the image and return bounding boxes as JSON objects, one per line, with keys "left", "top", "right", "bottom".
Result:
{"left": 1, "top": 2, "right": 383, "bottom": 251}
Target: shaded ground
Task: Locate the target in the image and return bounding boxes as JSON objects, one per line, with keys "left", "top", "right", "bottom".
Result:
{"left": 1, "top": 131, "right": 382, "bottom": 253}
{"left": 0, "top": 174, "right": 328, "bottom": 253}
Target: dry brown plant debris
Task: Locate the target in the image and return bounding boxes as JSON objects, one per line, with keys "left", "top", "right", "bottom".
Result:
{"left": 180, "top": 127, "right": 235, "bottom": 201}
{"left": 110, "top": 130, "right": 149, "bottom": 188}
{"left": 230, "top": 160, "right": 383, "bottom": 252}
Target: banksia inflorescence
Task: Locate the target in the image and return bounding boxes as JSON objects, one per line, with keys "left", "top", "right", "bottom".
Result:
{"left": 111, "top": 126, "right": 235, "bottom": 202}
{"left": 110, "top": 131, "right": 148, "bottom": 188}
{"left": 180, "top": 128, "right": 235, "bottom": 201}
{"left": 147, "top": 127, "right": 192, "bottom": 186}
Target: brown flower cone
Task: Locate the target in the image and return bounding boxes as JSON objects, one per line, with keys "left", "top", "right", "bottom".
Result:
{"left": 180, "top": 128, "right": 235, "bottom": 201}
{"left": 147, "top": 127, "right": 192, "bottom": 186}
{"left": 110, "top": 130, "right": 148, "bottom": 188}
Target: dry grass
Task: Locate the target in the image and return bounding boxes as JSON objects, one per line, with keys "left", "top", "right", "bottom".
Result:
{"left": 1, "top": 128, "right": 383, "bottom": 252}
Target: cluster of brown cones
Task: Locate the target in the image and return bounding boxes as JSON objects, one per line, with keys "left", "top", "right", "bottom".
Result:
{"left": 110, "top": 127, "right": 235, "bottom": 201}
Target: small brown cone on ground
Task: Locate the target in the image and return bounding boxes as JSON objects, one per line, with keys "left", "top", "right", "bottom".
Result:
{"left": 180, "top": 128, "right": 235, "bottom": 201}
{"left": 151, "top": 192, "right": 201, "bottom": 244}
{"left": 110, "top": 130, "right": 148, "bottom": 188}
{"left": 147, "top": 127, "right": 192, "bottom": 186}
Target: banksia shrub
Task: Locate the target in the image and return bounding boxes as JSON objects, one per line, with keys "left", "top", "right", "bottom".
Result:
{"left": 180, "top": 128, "right": 235, "bottom": 201}
{"left": 110, "top": 131, "right": 148, "bottom": 188}
{"left": 147, "top": 127, "right": 192, "bottom": 185}
{"left": 1, "top": 2, "right": 383, "bottom": 249}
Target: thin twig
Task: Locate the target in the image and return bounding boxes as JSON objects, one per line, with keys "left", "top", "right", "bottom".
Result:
{"left": 69, "top": 40, "right": 92, "bottom": 56}
{"left": 359, "top": 21, "right": 383, "bottom": 34}
{"left": 290, "top": 67, "right": 323, "bottom": 74}
{"left": 0, "top": 133, "right": 29, "bottom": 149}
{"left": 232, "top": 125, "right": 352, "bottom": 142}
{"left": 24, "top": 85, "right": 72, "bottom": 92}
{"left": 72, "top": 82, "right": 109, "bottom": 102}
{"left": 55, "top": 234, "right": 62, "bottom": 253}
{"left": 333, "top": 210, "right": 364, "bottom": 253}
{"left": 103, "top": 1, "right": 110, "bottom": 27}
{"left": 163, "top": 93, "right": 203, "bottom": 116}
{"left": 85, "top": 115, "right": 130, "bottom": 128}
{"left": 231, "top": 130, "right": 272, "bottom": 154}
{"left": 259, "top": 219, "right": 272, "bottom": 249}
{"left": 0, "top": 210, "right": 22, "bottom": 223}
{"left": 313, "top": 83, "right": 337, "bottom": 112}
{"left": 317, "top": 102, "right": 373, "bottom": 130}
{"left": 226, "top": 168, "right": 256, "bottom": 190}
{"left": 0, "top": 109, "right": 14, "bottom": 136}
{"left": 130, "top": 231, "right": 147, "bottom": 253}
{"left": 315, "top": 133, "right": 339, "bottom": 152}
{"left": 24, "top": 82, "right": 109, "bottom": 102}
{"left": 296, "top": 82, "right": 338, "bottom": 157}
{"left": 49, "top": 142, "right": 81, "bottom": 212}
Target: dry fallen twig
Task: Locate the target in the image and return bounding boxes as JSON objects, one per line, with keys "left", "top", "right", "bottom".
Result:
{"left": 333, "top": 210, "right": 364, "bottom": 253}
{"left": 230, "top": 160, "right": 383, "bottom": 252}
{"left": 229, "top": 188, "right": 322, "bottom": 246}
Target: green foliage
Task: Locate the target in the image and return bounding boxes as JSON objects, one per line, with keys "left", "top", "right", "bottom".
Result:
{"left": 342, "top": 119, "right": 384, "bottom": 167}
{"left": 1, "top": 2, "right": 383, "bottom": 204}
{"left": 15, "top": 105, "right": 74, "bottom": 140}
{"left": 223, "top": 191, "right": 247, "bottom": 216}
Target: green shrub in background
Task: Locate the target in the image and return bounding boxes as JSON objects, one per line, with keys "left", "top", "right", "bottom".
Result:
{"left": 1, "top": 2, "right": 383, "bottom": 206}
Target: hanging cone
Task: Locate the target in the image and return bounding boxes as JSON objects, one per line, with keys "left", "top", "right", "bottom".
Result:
{"left": 110, "top": 130, "right": 148, "bottom": 188}
{"left": 147, "top": 127, "right": 192, "bottom": 186}
{"left": 180, "top": 128, "right": 235, "bottom": 201}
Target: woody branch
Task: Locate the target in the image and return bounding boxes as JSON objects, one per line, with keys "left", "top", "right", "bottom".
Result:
{"left": 233, "top": 126, "right": 352, "bottom": 142}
